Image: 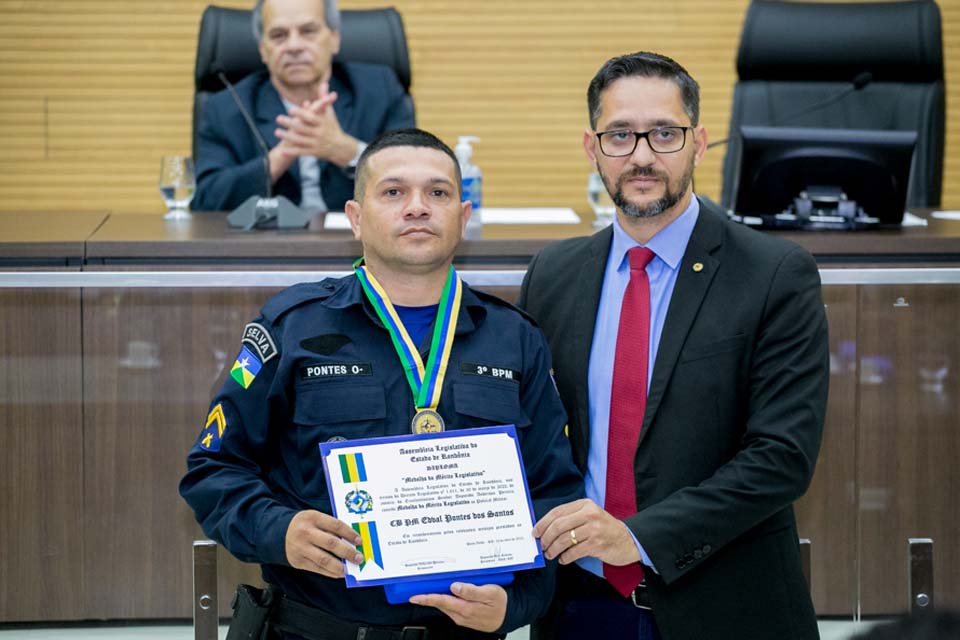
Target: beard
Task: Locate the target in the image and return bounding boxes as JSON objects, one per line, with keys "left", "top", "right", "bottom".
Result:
{"left": 601, "top": 157, "right": 695, "bottom": 219}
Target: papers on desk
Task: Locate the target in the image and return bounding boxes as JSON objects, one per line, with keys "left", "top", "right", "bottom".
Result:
{"left": 931, "top": 211, "right": 960, "bottom": 221}
{"left": 901, "top": 212, "right": 929, "bottom": 226}
{"left": 323, "top": 208, "right": 580, "bottom": 231}
{"left": 323, "top": 212, "right": 352, "bottom": 231}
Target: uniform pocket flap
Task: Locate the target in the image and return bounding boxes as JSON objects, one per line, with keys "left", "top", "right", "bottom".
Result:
{"left": 293, "top": 383, "right": 386, "bottom": 425}
{"left": 453, "top": 382, "right": 531, "bottom": 428}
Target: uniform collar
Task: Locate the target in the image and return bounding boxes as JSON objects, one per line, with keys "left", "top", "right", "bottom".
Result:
{"left": 323, "top": 273, "right": 486, "bottom": 335}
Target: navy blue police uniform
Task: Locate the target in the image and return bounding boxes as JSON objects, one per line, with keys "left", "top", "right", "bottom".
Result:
{"left": 180, "top": 274, "right": 583, "bottom": 636}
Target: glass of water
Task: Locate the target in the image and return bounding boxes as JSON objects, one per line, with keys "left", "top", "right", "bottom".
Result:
{"left": 587, "top": 171, "right": 616, "bottom": 229}
{"left": 159, "top": 156, "right": 195, "bottom": 220}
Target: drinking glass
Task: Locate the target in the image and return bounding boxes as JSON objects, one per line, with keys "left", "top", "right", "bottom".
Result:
{"left": 587, "top": 171, "right": 615, "bottom": 229}
{"left": 159, "top": 156, "right": 196, "bottom": 220}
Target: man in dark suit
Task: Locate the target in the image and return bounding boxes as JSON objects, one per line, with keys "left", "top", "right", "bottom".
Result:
{"left": 519, "top": 51, "right": 829, "bottom": 640}
{"left": 192, "top": 0, "right": 415, "bottom": 213}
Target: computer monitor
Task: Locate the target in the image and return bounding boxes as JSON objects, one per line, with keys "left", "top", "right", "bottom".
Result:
{"left": 730, "top": 126, "right": 917, "bottom": 228}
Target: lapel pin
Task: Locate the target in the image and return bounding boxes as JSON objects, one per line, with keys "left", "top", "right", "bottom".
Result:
{"left": 693, "top": 262, "right": 704, "bottom": 273}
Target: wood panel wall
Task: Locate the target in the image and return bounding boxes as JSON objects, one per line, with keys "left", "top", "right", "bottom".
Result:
{"left": 0, "top": 0, "right": 957, "bottom": 216}
{"left": 0, "top": 286, "right": 84, "bottom": 621}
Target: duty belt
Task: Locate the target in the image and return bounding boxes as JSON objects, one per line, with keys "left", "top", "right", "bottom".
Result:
{"left": 270, "top": 591, "right": 505, "bottom": 640}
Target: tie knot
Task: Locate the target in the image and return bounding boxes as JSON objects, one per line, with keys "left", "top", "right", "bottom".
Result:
{"left": 627, "top": 246, "right": 655, "bottom": 272}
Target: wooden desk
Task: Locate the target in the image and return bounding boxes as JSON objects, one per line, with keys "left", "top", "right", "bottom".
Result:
{"left": 0, "top": 212, "right": 106, "bottom": 621}
{"left": 775, "top": 213, "right": 960, "bottom": 262}
{"left": 82, "top": 209, "right": 960, "bottom": 265}
{"left": 2, "top": 211, "right": 959, "bottom": 621}
{"left": 83, "top": 211, "right": 597, "bottom": 267}
{"left": 0, "top": 211, "right": 107, "bottom": 266}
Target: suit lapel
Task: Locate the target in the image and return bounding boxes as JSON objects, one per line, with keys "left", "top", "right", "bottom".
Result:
{"left": 641, "top": 201, "right": 723, "bottom": 439}
{"left": 572, "top": 226, "right": 613, "bottom": 452}
{"left": 255, "top": 79, "right": 300, "bottom": 184}
{"left": 316, "top": 65, "right": 354, "bottom": 184}
{"left": 329, "top": 64, "right": 355, "bottom": 133}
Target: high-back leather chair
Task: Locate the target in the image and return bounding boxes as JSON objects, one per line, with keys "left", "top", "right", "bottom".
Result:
{"left": 192, "top": 5, "right": 413, "bottom": 159}
{"left": 720, "top": 0, "right": 944, "bottom": 210}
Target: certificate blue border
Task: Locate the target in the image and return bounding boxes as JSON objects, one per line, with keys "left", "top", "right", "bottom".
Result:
{"left": 319, "top": 424, "right": 544, "bottom": 588}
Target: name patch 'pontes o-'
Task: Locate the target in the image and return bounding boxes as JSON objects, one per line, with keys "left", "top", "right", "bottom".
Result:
{"left": 300, "top": 362, "right": 373, "bottom": 380}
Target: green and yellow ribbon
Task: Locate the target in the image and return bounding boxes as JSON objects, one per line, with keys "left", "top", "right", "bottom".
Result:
{"left": 353, "top": 258, "right": 462, "bottom": 411}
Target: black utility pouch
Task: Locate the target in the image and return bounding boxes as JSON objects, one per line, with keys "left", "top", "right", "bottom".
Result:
{"left": 226, "top": 584, "right": 275, "bottom": 640}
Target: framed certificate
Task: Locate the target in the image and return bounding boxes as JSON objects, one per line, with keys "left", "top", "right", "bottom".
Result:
{"left": 319, "top": 425, "right": 544, "bottom": 601}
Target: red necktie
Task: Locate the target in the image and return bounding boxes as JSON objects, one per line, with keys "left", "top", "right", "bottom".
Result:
{"left": 603, "top": 246, "right": 655, "bottom": 597}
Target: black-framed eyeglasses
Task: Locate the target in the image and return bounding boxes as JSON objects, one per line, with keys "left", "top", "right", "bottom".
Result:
{"left": 596, "top": 126, "right": 693, "bottom": 157}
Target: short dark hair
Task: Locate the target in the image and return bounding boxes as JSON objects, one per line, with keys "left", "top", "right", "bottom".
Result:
{"left": 587, "top": 51, "right": 700, "bottom": 129}
{"left": 252, "top": 0, "right": 340, "bottom": 41}
{"left": 353, "top": 128, "right": 462, "bottom": 201}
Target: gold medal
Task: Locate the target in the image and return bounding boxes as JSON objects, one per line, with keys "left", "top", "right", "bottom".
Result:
{"left": 411, "top": 409, "right": 445, "bottom": 434}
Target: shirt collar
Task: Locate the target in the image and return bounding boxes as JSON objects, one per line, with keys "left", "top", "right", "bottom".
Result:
{"left": 324, "top": 273, "right": 485, "bottom": 335}
{"left": 610, "top": 195, "right": 700, "bottom": 272}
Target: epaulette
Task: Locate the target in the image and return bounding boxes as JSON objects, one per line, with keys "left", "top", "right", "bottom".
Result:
{"left": 260, "top": 277, "right": 345, "bottom": 324}
{"left": 470, "top": 287, "right": 541, "bottom": 328}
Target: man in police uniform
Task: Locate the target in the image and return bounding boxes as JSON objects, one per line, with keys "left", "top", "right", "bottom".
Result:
{"left": 180, "top": 128, "right": 582, "bottom": 639}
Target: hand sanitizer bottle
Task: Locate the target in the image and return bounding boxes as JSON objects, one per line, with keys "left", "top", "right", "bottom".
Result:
{"left": 455, "top": 136, "right": 482, "bottom": 239}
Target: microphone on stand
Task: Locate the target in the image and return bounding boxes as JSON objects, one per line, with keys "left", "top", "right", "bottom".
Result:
{"left": 214, "top": 67, "right": 310, "bottom": 230}
{"left": 707, "top": 71, "right": 874, "bottom": 150}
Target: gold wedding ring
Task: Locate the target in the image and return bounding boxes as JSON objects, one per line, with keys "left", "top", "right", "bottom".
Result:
{"left": 570, "top": 528, "right": 579, "bottom": 545}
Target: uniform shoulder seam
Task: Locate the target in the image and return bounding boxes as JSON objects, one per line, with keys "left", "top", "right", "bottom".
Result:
{"left": 261, "top": 279, "right": 340, "bottom": 323}
{"left": 470, "top": 288, "right": 541, "bottom": 328}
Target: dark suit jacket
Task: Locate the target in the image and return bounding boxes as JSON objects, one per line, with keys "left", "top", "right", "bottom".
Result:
{"left": 517, "top": 199, "right": 829, "bottom": 640}
{"left": 193, "top": 62, "right": 415, "bottom": 212}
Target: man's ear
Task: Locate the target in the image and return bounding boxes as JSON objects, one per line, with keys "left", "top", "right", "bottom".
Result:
{"left": 459, "top": 200, "right": 473, "bottom": 239}
{"left": 345, "top": 199, "right": 363, "bottom": 240}
{"left": 330, "top": 29, "right": 342, "bottom": 56}
{"left": 692, "top": 125, "right": 709, "bottom": 167}
{"left": 583, "top": 128, "right": 599, "bottom": 168}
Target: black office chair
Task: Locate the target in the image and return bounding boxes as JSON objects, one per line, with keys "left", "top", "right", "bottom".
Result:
{"left": 720, "top": 0, "right": 944, "bottom": 210}
{"left": 192, "top": 5, "right": 413, "bottom": 160}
